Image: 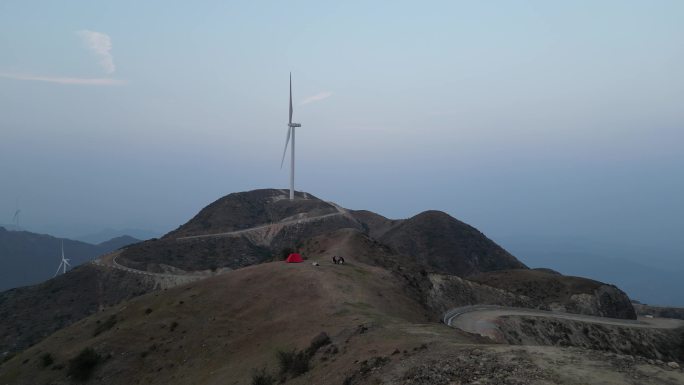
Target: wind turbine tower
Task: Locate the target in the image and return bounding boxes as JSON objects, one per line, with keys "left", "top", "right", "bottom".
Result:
{"left": 12, "top": 209, "right": 20, "bottom": 228}
{"left": 54, "top": 240, "right": 71, "bottom": 276}
{"left": 280, "top": 73, "right": 302, "bottom": 200}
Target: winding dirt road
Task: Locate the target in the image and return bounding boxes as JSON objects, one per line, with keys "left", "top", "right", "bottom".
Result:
{"left": 175, "top": 211, "right": 344, "bottom": 241}
{"left": 443, "top": 305, "right": 684, "bottom": 340}
{"left": 175, "top": 197, "right": 353, "bottom": 241}
{"left": 92, "top": 198, "right": 352, "bottom": 282}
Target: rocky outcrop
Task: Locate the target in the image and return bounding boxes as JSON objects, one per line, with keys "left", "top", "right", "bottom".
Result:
{"left": 634, "top": 304, "right": 684, "bottom": 320}
{"left": 469, "top": 269, "right": 637, "bottom": 319}
{"left": 556, "top": 285, "right": 637, "bottom": 320}
{"left": 425, "top": 274, "right": 544, "bottom": 317}
{"left": 496, "top": 315, "right": 684, "bottom": 362}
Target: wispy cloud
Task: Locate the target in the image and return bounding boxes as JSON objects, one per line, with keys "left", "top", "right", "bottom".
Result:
{"left": 76, "top": 30, "right": 116, "bottom": 74}
{"left": 300, "top": 91, "right": 333, "bottom": 106}
{"left": 0, "top": 29, "right": 124, "bottom": 86}
{"left": 0, "top": 72, "right": 125, "bottom": 86}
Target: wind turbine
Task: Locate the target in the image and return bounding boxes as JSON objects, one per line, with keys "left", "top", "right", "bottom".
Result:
{"left": 12, "top": 210, "right": 20, "bottom": 228}
{"left": 54, "top": 240, "right": 70, "bottom": 276}
{"left": 280, "top": 72, "right": 302, "bottom": 200}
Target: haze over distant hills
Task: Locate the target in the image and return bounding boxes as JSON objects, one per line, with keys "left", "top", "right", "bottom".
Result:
{"left": 74, "top": 228, "right": 160, "bottom": 244}
{"left": 0, "top": 227, "right": 139, "bottom": 291}
{"left": 501, "top": 236, "right": 684, "bottom": 306}
{"left": 0, "top": 223, "right": 162, "bottom": 245}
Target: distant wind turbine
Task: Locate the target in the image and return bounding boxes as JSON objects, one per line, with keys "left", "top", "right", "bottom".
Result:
{"left": 12, "top": 209, "right": 20, "bottom": 228}
{"left": 54, "top": 240, "right": 71, "bottom": 276}
{"left": 280, "top": 73, "right": 302, "bottom": 200}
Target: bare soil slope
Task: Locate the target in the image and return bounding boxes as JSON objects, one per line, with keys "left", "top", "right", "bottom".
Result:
{"left": 0, "top": 257, "right": 434, "bottom": 384}
{"left": 2, "top": 257, "right": 683, "bottom": 385}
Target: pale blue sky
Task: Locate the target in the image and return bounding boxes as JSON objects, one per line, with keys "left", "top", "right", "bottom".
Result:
{"left": 1, "top": 1, "right": 682, "bottom": 266}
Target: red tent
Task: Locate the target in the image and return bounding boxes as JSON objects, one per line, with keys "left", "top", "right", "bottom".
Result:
{"left": 285, "top": 253, "right": 303, "bottom": 263}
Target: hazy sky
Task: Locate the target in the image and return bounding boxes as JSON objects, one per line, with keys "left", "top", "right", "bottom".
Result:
{"left": 1, "top": 2, "right": 683, "bottom": 261}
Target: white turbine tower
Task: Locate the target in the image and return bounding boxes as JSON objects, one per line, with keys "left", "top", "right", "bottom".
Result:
{"left": 12, "top": 209, "right": 20, "bottom": 228}
{"left": 12, "top": 198, "right": 20, "bottom": 228}
{"left": 54, "top": 240, "right": 70, "bottom": 276}
{"left": 280, "top": 72, "right": 302, "bottom": 200}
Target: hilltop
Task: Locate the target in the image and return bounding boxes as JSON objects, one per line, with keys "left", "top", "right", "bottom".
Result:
{"left": 118, "top": 189, "right": 525, "bottom": 276}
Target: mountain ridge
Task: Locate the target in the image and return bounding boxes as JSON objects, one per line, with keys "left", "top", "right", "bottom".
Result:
{"left": 0, "top": 227, "right": 139, "bottom": 291}
{"left": 0, "top": 188, "right": 638, "bottom": 360}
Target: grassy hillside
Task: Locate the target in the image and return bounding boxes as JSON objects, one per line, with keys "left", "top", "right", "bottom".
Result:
{"left": 379, "top": 211, "right": 527, "bottom": 276}
{"left": 2, "top": 256, "right": 681, "bottom": 385}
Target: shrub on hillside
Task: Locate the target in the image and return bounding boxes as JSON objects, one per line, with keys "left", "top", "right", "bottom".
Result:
{"left": 93, "top": 315, "right": 117, "bottom": 336}
{"left": 251, "top": 368, "right": 275, "bottom": 385}
{"left": 275, "top": 332, "right": 331, "bottom": 378}
{"left": 40, "top": 353, "right": 54, "bottom": 367}
{"left": 276, "top": 349, "right": 309, "bottom": 377}
{"left": 67, "top": 348, "right": 101, "bottom": 381}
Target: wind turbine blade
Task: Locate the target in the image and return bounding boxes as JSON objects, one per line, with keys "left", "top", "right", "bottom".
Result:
{"left": 289, "top": 72, "right": 293, "bottom": 125}
{"left": 280, "top": 126, "right": 292, "bottom": 168}
{"left": 54, "top": 262, "right": 63, "bottom": 276}
{"left": 61, "top": 240, "right": 64, "bottom": 260}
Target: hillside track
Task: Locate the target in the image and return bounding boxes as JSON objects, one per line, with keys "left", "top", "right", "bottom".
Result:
{"left": 92, "top": 250, "right": 206, "bottom": 286}
{"left": 175, "top": 211, "right": 343, "bottom": 241}
{"left": 93, "top": 199, "right": 350, "bottom": 279}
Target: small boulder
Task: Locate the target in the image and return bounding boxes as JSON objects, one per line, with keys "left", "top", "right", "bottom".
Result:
{"left": 667, "top": 361, "right": 680, "bottom": 369}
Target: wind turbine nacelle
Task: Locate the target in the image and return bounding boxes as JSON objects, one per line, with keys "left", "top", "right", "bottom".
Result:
{"left": 288, "top": 123, "right": 301, "bottom": 127}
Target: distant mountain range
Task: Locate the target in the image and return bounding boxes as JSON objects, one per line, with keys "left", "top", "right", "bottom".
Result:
{"left": 0, "top": 227, "right": 139, "bottom": 291}
{"left": 73, "top": 228, "right": 159, "bottom": 244}
{"left": 501, "top": 236, "right": 684, "bottom": 306}
{"left": 0, "top": 223, "right": 161, "bottom": 245}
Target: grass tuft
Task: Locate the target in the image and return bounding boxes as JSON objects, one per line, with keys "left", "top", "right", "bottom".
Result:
{"left": 68, "top": 348, "right": 101, "bottom": 381}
